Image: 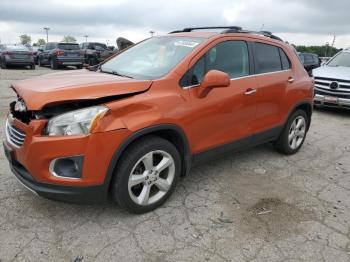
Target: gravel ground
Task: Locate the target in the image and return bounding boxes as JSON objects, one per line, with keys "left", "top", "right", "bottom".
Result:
{"left": 0, "top": 66, "right": 350, "bottom": 262}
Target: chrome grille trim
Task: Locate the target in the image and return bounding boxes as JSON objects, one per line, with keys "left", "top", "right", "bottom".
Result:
{"left": 314, "top": 77, "right": 350, "bottom": 93}
{"left": 5, "top": 119, "right": 26, "bottom": 148}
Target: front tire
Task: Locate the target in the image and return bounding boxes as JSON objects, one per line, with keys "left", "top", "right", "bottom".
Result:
{"left": 274, "top": 110, "right": 308, "bottom": 155}
{"left": 111, "top": 136, "right": 181, "bottom": 213}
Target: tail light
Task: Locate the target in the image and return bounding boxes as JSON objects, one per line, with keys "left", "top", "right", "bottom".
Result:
{"left": 32, "top": 51, "right": 37, "bottom": 56}
{"left": 55, "top": 50, "right": 65, "bottom": 56}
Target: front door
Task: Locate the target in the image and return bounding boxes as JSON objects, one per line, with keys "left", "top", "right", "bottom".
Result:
{"left": 184, "top": 40, "right": 258, "bottom": 155}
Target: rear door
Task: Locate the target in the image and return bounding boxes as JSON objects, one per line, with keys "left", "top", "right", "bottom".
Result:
{"left": 43, "top": 43, "right": 52, "bottom": 62}
{"left": 251, "top": 42, "right": 294, "bottom": 143}
{"left": 185, "top": 39, "right": 258, "bottom": 155}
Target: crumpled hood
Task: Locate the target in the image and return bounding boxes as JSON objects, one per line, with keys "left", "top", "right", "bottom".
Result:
{"left": 11, "top": 70, "right": 152, "bottom": 110}
{"left": 313, "top": 65, "right": 350, "bottom": 81}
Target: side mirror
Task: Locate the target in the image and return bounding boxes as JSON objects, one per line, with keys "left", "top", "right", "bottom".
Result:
{"left": 197, "top": 70, "right": 230, "bottom": 97}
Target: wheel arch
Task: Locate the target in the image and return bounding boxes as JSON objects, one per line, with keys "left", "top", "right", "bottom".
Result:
{"left": 104, "top": 124, "right": 192, "bottom": 190}
{"left": 290, "top": 101, "right": 313, "bottom": 131}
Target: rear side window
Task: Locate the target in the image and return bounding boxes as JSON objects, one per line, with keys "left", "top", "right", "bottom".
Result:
{"left": 279, "top": 48, "right": 291, "bottom": 70}
{"left": 304, "top": 54, "right": 314, "bottom": 64}
{"left": 254, "top": 43, "right": 282, "bottom": 74}
{"left": 57, "top": 43, "right": 80, "bottom": 50}
{"left": 180, "top": 40, "right": 249, "bottom": 87}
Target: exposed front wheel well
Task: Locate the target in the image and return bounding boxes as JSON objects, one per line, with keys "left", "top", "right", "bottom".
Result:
{"left": 105, "top": 125, "right": 192, "bottom": 194}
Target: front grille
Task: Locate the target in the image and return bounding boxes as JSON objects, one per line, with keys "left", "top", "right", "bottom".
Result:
{"left": 314, "top": 89, "right": 350, "bottom": 99}
{"left": 5, "top": 120, "right": 26, "bottom": 148}
{"left": 314, "top": 77, "right": 350, "bottom": 97}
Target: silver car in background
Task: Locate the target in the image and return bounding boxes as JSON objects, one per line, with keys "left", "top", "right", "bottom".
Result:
{"left": 313, "top": 47, "right": 350, "bottom": 109}
{"left": 0, "top": 45, "right": 35, "bottom": 69}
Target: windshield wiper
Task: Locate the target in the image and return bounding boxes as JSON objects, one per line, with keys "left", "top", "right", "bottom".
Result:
{"left": 99, "top": 69, "right": 133, "bottom": 79}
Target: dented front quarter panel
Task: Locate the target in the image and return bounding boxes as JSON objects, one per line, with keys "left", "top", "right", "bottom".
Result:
{"left": 97, "top": 78, "right": 191, "bottom": 133}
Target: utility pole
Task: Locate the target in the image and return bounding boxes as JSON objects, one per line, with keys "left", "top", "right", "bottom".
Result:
{"left": 84, "top": 35, "right": 88, "bottom": 42}
{"left": 324, "top": 42, "right": 329, "bottom": 57}
{"left": 331, "top": 35, "right": 336, "bottom": 47}
{"left": 43, "top": 27, "right": 50, "bottom": 43}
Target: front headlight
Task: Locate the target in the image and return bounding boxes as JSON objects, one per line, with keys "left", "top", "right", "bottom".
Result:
{"left": 46, "top": 105, "right": 109, "bottom": 136}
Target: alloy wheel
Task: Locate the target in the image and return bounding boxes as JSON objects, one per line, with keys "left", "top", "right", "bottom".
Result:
{"left": 128, "top": 150, "right": 175, "bottom": 206}
{"left": 288, "top": 116, "right": 306, "bottom": 150}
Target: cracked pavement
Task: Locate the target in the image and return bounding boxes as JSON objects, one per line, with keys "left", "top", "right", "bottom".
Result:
{"left": 0, "top": 67, "right": 350, "bottom": 261}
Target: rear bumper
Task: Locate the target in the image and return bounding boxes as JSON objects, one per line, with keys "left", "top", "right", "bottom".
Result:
{"left": 5, "top": 58, "right": 34, "bottom": 65}
{"left": 314, "top": 94, "right": 350, "bottom": 109}
{"left": 57, "top": 57, "right": 84, "bottom": 65}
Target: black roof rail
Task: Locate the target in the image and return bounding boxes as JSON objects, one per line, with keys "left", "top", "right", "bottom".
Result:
{"left": 168, "top": 26, "right": 283, "bottom": 41}
{"left": 169, "top": 26, "right": 242, "bottom": 34}
{"left": 224, "top": 29, "right": 283, "bottom": 41}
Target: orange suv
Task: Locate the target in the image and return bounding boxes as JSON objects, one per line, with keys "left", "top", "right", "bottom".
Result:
{"left": 3, "top": 26, "right": 314, "bottom": 213}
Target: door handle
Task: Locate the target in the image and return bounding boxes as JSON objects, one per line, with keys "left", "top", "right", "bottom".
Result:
{"left": 287, "top": 77, "right": 294, "bottom": 83}
{"left": 244, "top": 88, "right": 257, "bottom": 96}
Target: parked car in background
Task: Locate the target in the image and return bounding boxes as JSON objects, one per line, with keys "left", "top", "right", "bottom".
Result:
{"left": 38, "top": 42, "right": 84, "bottom": 69}
{"left": 298, "top": 52, "right": 320, "bottom": 74}
{"left": 80, "top": 42, "right": 115, "bottom": 65}
{"left": 28, "top": 45, "right": 43, "bottom": 65}
{"left": 313, "top": 47, "right": 350, "bottom": 109}
{"left": 0, "top": 45, "right": 35, "bottom": 69}
{"left": 4, "top": 26, "right": 313, "bottom": 213}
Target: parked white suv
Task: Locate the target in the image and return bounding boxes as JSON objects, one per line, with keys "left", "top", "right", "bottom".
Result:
{"left": 313, "top": 48, "right": 350, "bottom": 109}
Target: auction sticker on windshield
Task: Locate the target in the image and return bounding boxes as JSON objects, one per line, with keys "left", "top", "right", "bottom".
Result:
{"left": 174, "top": 41, "right": 200, "bottom": 48}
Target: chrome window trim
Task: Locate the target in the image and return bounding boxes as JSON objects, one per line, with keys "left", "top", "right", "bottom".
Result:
{"left": 182, "top": 69, "right": 292, "bottom": 89}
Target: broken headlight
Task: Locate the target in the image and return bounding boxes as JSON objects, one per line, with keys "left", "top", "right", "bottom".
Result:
{"left": 46, "top": 106, "right": 108, "bottom": 136}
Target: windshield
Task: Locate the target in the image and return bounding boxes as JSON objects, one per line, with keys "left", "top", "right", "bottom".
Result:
{"left": 58, "top": 43, "right": 80, "bottom": 50}
{"left": 100, "top": 36, "right": 204, "bottom": 79}
{"left": 93, "top": 43, "right": 108, "bottom": 49}
{"left": 327, "top": 51, "right": 350, "bottom": 67}
{"left": 6, "top": 45, "right": 29, "bottom": 51}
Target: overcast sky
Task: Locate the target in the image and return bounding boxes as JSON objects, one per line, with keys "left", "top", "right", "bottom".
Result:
{"left": 0, "top": 0, "right": 349, "bottom": 48}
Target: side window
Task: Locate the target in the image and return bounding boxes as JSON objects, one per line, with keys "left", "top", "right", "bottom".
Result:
{"left": 279, "top": 48, "right": 291, "bottom": 70}
{"left": 179, "top": 40, "right": 250, "bottom": 88}
{"left": 179, "top": 56, "right": 205, "bottom": 87}
{"left": 206, "top": 41, "right": 249, "bottom": 79}
{"left": 254, "top": 43, "right": 282, "bottom": 74}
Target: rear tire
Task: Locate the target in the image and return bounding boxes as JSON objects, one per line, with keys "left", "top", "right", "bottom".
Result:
{"left": 50, "top": 58, "right": 58, "bottom": 70}
{"left": 274, "top": 110, "right": 308, "bottom": 155}
{"left": 38, "top": 58, "right": 43, "bottom": 67}
{"left": 30, "top": 64, "right": 35, "bottom": 70}
{"left": 111, "top": 136, "right": 181, "bottom": 213}
{"left": 0, "top": 59, "right": 7, "bottom": 69}
{"left": 76, "top": 64, "right": 83, "bottom": 69}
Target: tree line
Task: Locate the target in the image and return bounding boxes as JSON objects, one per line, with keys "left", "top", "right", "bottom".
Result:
{"left": 17, "top": 34, "right": 343, "bottom": 58}
{"left": 294, "top": 45, "right": 342, "bottom": 57}
{"left": 19, "top": 34, "right": 77, "bottom": 46}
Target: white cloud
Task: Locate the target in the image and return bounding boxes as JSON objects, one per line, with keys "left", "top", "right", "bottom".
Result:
{"left": 0, "top": 0, "right": 349, "bottom": 48}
